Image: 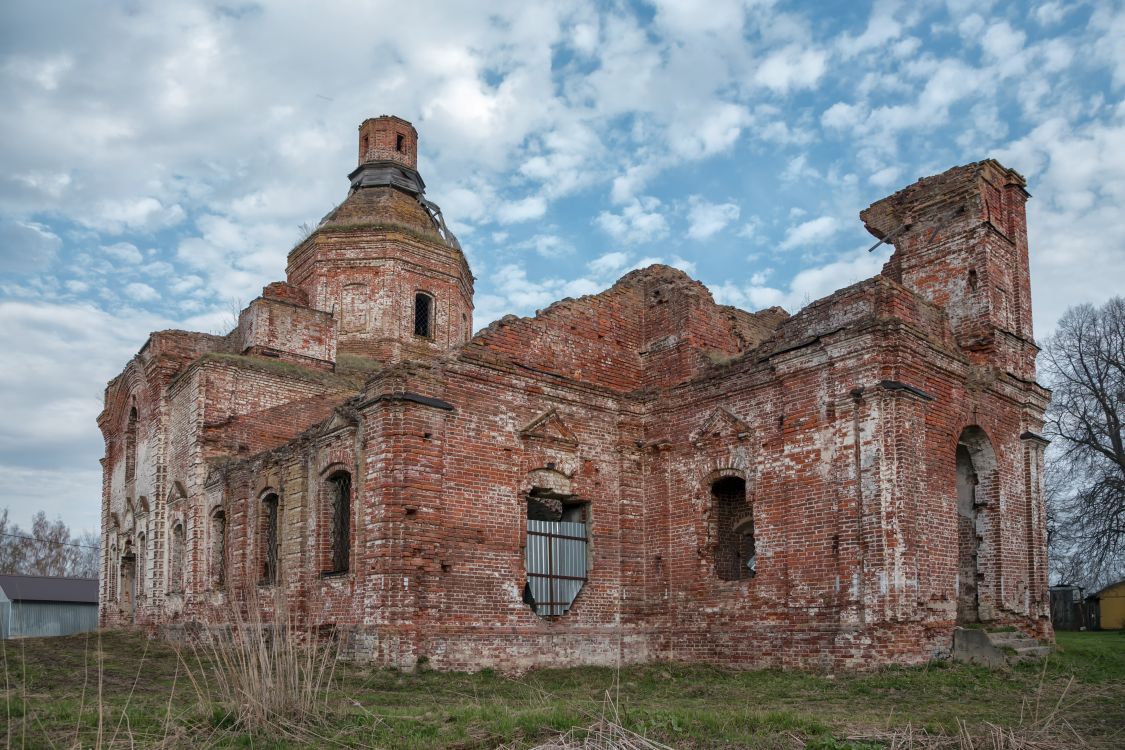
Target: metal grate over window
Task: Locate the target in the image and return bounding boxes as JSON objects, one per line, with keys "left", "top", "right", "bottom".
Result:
{"left": 329, "top": 473, "right": 351, "bottom": 573}
{"left": 414, "top": 293, "right": 433, "bottom": 337}
{"left": 525, "top": 518, "right": 588, "bottom": 616}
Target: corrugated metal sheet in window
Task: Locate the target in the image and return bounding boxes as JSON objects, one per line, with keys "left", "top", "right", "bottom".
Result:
{"left": 526, "top": 520, "right": 587, "bottom": 616}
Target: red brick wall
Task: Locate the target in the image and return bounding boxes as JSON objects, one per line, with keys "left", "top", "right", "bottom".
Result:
{"left": 99, "top": 148, "right": 1051, "bottom": 671}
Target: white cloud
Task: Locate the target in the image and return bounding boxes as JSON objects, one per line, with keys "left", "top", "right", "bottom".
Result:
{"left": 754, "top": 45, "right": 828, "bottom": 93}
{"left": 711, "top": 247, "right": 890, "bottom": 313}
{"left": 589, "top": 251, "right": 630, "bottom": 275}
{"left": 0, "top": 220, "right": 61, "bottom": 273}
{"left": 836, "top": 0, "right": 903, "bottom": 59}
{"left": 123, "top": 282, "right": 159, "bottom": 301}
{"left": 779, "top": 216, "right": 840, "bottom": 250}
{"left": 596, "top": 197, "right": 670, "bottom": 244}
{"left": 517, "top": 233, "right": 572, "bottom": 258}
{"left": 686, "top": 197, "right": 740, "bottom": 240}
{"left": 822, "top": 102, "right": 866, "bottom": 131}
{"left": 496, "top": 195, "right": 547, "bottom": 224}
{"left": 78, "top": 197, "right": 186, "bottom": 234}
{"left": 102, "top": 242, "right": 143, "bottom": 265}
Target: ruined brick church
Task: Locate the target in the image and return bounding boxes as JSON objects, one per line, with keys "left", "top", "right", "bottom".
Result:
{"left": 99, "top": 116, "right": 1052, "bottom": 670}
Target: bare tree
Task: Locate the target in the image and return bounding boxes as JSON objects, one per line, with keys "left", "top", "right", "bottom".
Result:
{"left": 1041, "top": 297, "right": 1125, "bottom": 590}
{"left": 0, "top": 508, "right": 100, "bottom": 577}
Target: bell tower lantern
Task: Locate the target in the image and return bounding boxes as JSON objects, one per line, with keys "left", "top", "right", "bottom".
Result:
{"left": 286, "top": 116, "right": 474, "bottom": 363}
{"left": 358, "top": 116, "right": 418, "bottom": 170}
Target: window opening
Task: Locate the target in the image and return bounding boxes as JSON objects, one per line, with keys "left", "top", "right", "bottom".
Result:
{"left": 136, "top": 532, "right": 145, "bottom": 597}
{"left": 120, "top": 553, "right": 136, "bottom": 617}
{"left": 395, "top": 133, "right": 405, "bottom": 152}
{"left": 261, "top": 494, "right": 280, "bottom": 585}
{"left": 211, "top": 510, "right": 226, "bottom": 589}
{"left": 713, "top": 476, "right": 755, "bottom": 581}
{"left": 125, "top": 407, "right": 137, "bottom": 482}
{"left": 525, "top": 491, "right": 588, "bottom": 616}
{"left": 414, "top": 293, "right": 433, "bottom": 337}
{"left": 327, "top": 472, "right": 351, "bottom": 573}
{"left": 170, "top": 523, "right": 185, "bottom": 593}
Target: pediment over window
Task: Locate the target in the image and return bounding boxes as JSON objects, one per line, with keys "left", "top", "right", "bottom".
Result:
{"left": 317, "top": 409, "right": 359, "bottom": 437}
{"left": 519, "top": 409, "right": 578, "bottom": 448}
{"left": 691, "top": 407, "right": 752, "bottom": 446}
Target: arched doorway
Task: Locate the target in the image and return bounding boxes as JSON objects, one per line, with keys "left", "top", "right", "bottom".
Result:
{"left": 956, "top": 426, "right": 997, "bottom": 624}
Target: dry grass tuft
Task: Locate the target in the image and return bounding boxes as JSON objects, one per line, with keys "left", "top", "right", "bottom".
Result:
{"left": 499, "top": 691, "right": 677, "bottom": 750}
{"left": 177, "top": 590, "right": 339, "bottom": 737}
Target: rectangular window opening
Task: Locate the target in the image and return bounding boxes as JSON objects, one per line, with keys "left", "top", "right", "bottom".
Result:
{"left": 414, "top": 293, "right": 433, "bottom": 337}
{"left": 524, "top": 494, "right": 588, "bottom": 617}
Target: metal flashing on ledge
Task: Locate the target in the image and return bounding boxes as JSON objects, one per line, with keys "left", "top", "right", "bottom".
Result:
{"left": 1020, "top": 431, "right": 1050, "bottom": 445}
{"left": 356, "top": 392, "right": 455, "bottom": 411}
{"left": 348, "top": 161, "right": 427, "bottom": 195}
{"left": 878, "top": 379, "right": 935, "bottom": 401}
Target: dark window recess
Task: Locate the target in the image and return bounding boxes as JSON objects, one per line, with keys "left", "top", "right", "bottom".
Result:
{"left": 713, "top": 477, "right": 756, "bottom": 581}
{"left": 262, "top": 494, "right": 279, "bottom": 585}
{"left": 170, "top": 523, "right": 185, "bottom": 593}
{"left": 525, "top": 493, "right": 588, "bottom": 616}
{"left": 328, "top": 472, "right": 351, "bottom": 573}
{"left": 395, "top": 133, "right": 405, "bottom": 152}
{"left": 125, "top": 407, "right": 137, "bottom": 482}
{"left": 414, "top": 293, "right": 433, "bottom": 337}
{"left": 211, "top": 511, "right": 226, "bottom": 589}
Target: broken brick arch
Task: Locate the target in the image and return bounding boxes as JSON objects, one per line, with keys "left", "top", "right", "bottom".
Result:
{"left": 956, "top": 425, "right": 999, "bottom": 624}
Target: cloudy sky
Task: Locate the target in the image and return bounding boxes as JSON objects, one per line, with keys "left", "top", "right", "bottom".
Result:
{"left": 2, "top": 0, "right": 1124, "bottom": 534}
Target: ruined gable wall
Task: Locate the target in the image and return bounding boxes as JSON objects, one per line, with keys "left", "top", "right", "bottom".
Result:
{"left": 465, "top": 266, "right": 788, "bottom": 395}
{"left": 640, "top": 273, "right": 1050, "bottom": 670}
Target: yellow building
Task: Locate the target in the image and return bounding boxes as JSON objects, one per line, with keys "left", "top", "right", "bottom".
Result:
{"left": 1093, "top": 580, "right": 1125, "bottom": 630}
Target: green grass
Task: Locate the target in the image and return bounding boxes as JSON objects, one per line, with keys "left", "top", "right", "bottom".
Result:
{"left": 2, "top": 630, "right": 1123, "bottom": 748}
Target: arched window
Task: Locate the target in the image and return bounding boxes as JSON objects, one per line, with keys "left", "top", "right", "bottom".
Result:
{"left": 124, "top": 406, "right": 138, "bottom": 482}
{"left": 210, "top": 510, "right": 227, "bottom": 589}
{"left": 713, "top": 476, "right": 755, "bottom": 581}
{"left": 956, "top": 426, "right": 998, "bottom": 624}
{"left": 326, "top": 472, "right": 351, "bottom": 574}
{"left": 414, "top": 292, "right": 433, "bottom": 337}
{"left": 170, "top": 523, "right": 185, "bottom": 593}
{"left": 261, "top": 494, "right": 280, "bottom": 585}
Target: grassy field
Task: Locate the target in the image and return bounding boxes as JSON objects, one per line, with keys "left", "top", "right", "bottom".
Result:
{"left": 1, "top": 629, "right": 1122, "bottom": 749}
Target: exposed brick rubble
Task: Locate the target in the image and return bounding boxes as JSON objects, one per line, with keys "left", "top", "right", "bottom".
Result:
{"left": 99, "top": 117, "right": 1052, "bottom": 672}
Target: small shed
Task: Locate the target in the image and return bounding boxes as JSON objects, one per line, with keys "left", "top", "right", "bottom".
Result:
{"left": 1088, "top": 579, "right": 1125, "bottom": 631}
{"left": 1049, "top": 584, "right": 1087, "bottom": 631}
{"left": 0, "top": 574, "right": 99, "bottom": 638}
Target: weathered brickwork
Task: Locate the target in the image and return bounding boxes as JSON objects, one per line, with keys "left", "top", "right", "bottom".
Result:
{"left": 99, "top": 117, "right": 1052, "bottom": 671}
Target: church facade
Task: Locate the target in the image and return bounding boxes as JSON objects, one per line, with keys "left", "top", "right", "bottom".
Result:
{"left": 99, "top": 116, "right": 1052, "bottom": 671}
